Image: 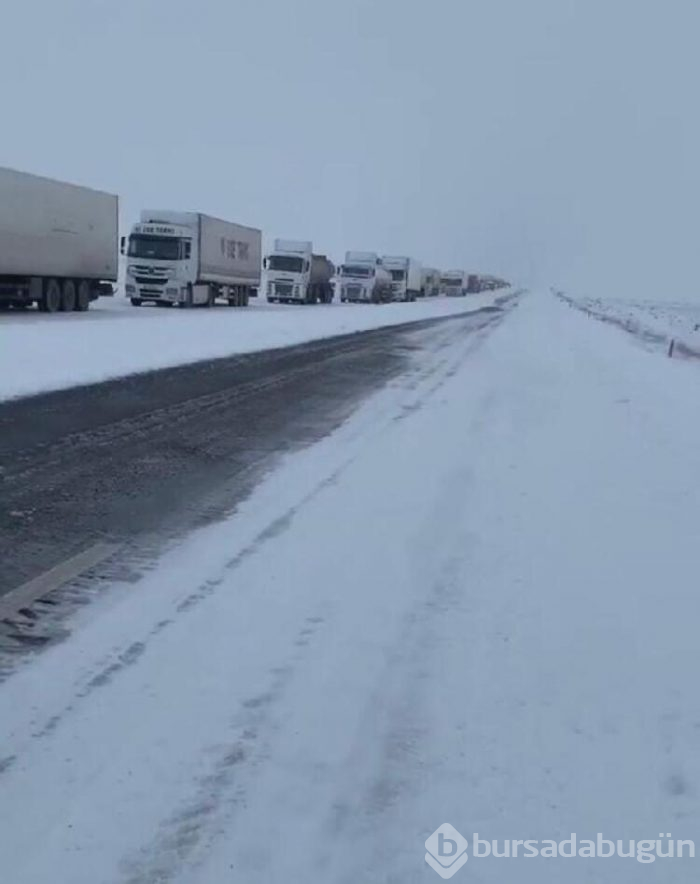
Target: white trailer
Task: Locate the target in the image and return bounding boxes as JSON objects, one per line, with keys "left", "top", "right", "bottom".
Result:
{"left": 440, "top": 270, "right": 467, "bottom": 297}
{"left": 264, "top": 239, "right": 334, "bottom": 304}
{"left": 123, "top": 210, "right": 261, "bottom": 308}
{"left": 421, "top": 267, "right": 440, "bottom": 297}
{"left": 381, "top": 255, "right": 422, "bottom": 302}
{"left": 0, "top": 167, "right": 118, "bottom": 312}
{"left": 336, "top": 251, "right": 392, "bottom": 304}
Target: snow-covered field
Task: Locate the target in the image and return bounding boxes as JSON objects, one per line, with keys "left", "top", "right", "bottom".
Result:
{"left": 1, "top": 291, "right": 699, "bottom": 882}
{"left": 0, "top": 293, "right": 502, "bottom": 402}
{"left": 570, "top": 295, "right": 700, "bottom": 356}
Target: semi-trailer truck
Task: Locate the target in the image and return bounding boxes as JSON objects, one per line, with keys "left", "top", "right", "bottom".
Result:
{"left": 421, "top": 267, "right": 440, "bottom": 297}
{"left": 440, "top": 270, "right": 467, "bottom": 296}
{"left": 123, "top": 211, "right": 261, "bottom": 308}
{"left": 381, "top": 255, "right": 422, "bottom": 301}
{"left": 264, "top": 240, "right": 334, "bottom": 304}
{"left": 0, "top": 167, "right": 118, "bottom": 312}
{"left": 466, "top": 273, "right": 481, "bottom": 294}
{"left": 337, "top": 252, "right": 392, "bottom": 304}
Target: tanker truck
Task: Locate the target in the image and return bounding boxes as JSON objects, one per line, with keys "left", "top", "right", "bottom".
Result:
{"left": 0, "top": 166, "right": 118, "bottom": 312}
{"left": 123, "top": 210, "right": 261, "bottom": 307}
{"left": 264, "top": 240, "right": 334, "bottom": 304}
{"left": 336, "top": 252, "right": 393, "bottom": 304}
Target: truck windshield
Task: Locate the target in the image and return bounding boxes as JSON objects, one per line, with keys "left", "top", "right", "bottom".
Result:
{"left": 389, "top": 270, "right": 405, "bottom": 281}
{"left": 441, "top": 277, "right": 460, "bottom": 286}
{"left": 268, "top": 255, "right": 304, "bottom": 272}
{"left": 128, "top": 235, "right": 183, "bottom": 260}
{"left": 341, "top": 266, "right": 371, "bottom": 277}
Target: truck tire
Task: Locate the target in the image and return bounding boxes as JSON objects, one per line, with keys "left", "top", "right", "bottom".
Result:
{"left": 76, "top": 280, "right": 91, "bottom": 311}
{"left": 40, "top": 279, "right": 61, "bottom": 313}
{"left": 130, "top": 298, "right": 143, "bottom": 307}
{"left": 60, "top": 279, "right": 77, "bottom": 311}
{"left": 205, "top": 287, "right": 216, "bottom": 308}
{"left": 241, "top": 289, "right": 249, "bottom": 307}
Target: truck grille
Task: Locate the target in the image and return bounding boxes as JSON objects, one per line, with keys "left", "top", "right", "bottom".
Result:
{"left": 345, "top": 284, "right": 362, "bottom": 297}
{"left": 274, "top": 283, "right": 293, "bottom": 296}
{"left": 135, "top": 276, "right": 168, "bottom": 286}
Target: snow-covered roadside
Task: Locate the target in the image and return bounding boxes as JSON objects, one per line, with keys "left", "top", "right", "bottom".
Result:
{"left": 1, "top": 292, "right": 699, "bottom": 883}
{"left": 0, "top": 293, "right": 502, "bottom": 402}
{"left": 565, "top": 294, "right": 700, "bottom": 357}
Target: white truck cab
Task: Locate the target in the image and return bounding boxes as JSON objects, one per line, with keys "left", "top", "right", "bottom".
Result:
{"left": 264, "top": 239, "right": 334, "bottom": 304}
{"left": 440, "top": 270, "right": 467, "bottom": 297}
{"left": 336, "top": 251, "right": 392, "bottom": 304}
{"left": 125, "top": 218, "right": 195, "bottom": 305}
{"left": 381, "top": 255, "right": 422, "bottom": 302}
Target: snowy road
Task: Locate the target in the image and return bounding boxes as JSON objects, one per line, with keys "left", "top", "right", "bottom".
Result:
{"left": 0, "top": 293, "right": 501, "bottom": 402}
{"left": 1, "top": 291, "right": 699, "bottom": 882}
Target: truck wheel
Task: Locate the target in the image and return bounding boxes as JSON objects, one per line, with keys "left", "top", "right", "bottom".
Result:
{"left": 130, "top": 298, "right": 143, "bottom": 307}
{"left": 76, "top": 280, "right": 91, "bottom": 311}
{"left": 206, "top": 287, "right": 215, "bottom": 307}
{"left": 241, "top": 289, "right": 249, "bottom": 307}
{"left": 40, "top": 279, "right": 61, "bottom": 313}
{"left": 60, "top": 280, "right": 77, "bottom": 311}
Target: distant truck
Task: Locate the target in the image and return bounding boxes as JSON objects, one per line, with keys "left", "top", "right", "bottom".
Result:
{"left": 123, "top": 210, "right": 261, "bottom": 307}
{"left": 466, "top": 273, "right": 481, "bottom": 294}
{"left": 421, "top": 267, "right": 441, "bottom": 297}
{"left": 0, "top": 167, "right": 118, "bottom": 312}
{"left": 381, "top": 255, "right": 422, "bottom": 302}
{"left": 440, "top": 270, "right": 467, "bottom": 296}
{"left": 264, "top": 240, "right": 334, "bottom": 304}
{"left": 337, "top": 252, "right": 392, "bottom": 304}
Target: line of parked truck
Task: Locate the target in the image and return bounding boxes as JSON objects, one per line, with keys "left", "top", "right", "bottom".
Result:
{"left": 0, "top": 166, "right": 509, "bottom": 314}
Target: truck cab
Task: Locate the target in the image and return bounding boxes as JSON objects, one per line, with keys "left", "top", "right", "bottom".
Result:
{"left": 421, "top": 267, "right": 440, "bottom": 297}
{"left": 123, "top": 215, "right": 198, "bottom": 306}
{"left": 440, "top": 270, "right": 466, "bottom": 297}
{"left": 336, "top": 252, "right": 392, "bottom": 304}
{"left": 264, "top": 240, "right": 334, "bottom": 304}
{"left": 381, "top": 256, "right": 422, "bottom": 302}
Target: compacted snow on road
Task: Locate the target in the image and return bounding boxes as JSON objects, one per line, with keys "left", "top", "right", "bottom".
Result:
{"left": 1, "top": 292, "right": 699, "bottom": 883}
{"left": 0, "top": 293, "right": 499, "bottom": 402}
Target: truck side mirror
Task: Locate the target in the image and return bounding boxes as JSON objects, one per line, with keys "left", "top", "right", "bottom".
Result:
{"left": 263, "top": 257, "right": 267, "bottom": 269}
{"left": 120, "top": 236, "right": 126, "bottom": 256}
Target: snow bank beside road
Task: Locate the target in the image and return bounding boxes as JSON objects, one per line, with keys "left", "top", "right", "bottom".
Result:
{"left": 0, "top": 294, "right": 502, "bottom": 401}
{"left": 568, "top": 295, "right": 700, "bottom": 357}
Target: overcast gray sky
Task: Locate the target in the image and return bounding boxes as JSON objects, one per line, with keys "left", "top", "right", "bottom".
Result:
{"left": 2, "top": 0, "right": 698, "bottom": 298}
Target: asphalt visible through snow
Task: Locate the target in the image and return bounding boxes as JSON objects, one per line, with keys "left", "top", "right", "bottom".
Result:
{"left": 0, "top": 310, "right": 502, "bottom": 597}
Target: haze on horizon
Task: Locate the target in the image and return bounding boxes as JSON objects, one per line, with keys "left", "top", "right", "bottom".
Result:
{"left": 2, "top": 0, "right": 698, "bottom": 301}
